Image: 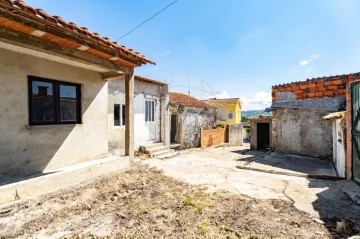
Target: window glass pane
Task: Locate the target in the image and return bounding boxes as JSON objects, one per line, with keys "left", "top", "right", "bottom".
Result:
{"left": 228, "top": 110, "right": 234, "bottom": 120}
{"left": 114, "top": 104, "right": 120, "bottom": 126}
{"left": 60, "top": 100, "right": 77, "bottom": 122}
{"left": 145, "top": 101, "right": 149, "bottom": 122}
{"left": 122, "top": 104, "right": 126, "bottom": 126}
{"left": 60, "top": 85, "right": 77, "bottom": 99}
{"left": 152, "top": 101, "right": 155, "bottom": 121}
{"left": 32, "top": 98, "right": 55, "bottom": 122}
{"left": 32, "top": 81, "right": 53, "bottom": 97}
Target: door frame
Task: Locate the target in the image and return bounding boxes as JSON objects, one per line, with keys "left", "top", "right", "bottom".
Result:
{"left": 351, "top": 81, "right": 360, "bottom": 183}
{"left": 144, "top": 99, "right": 156, "bottom": 141}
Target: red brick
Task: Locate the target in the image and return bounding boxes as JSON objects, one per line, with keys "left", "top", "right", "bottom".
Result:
{"left": 286, "top": 87, "right": 293, "bottom": 91}
{"left": 299, "top": 85, "right": 307, "bottom": 89}
{"left": 328, "top": 85, "right": 338, "bottom": 90}
{"left": 318, "top": 86, "right": 326, "bottom": 92}
{"left": 316, "top": 81, "right": 325, "bottom": 87}
{"left": 293, "top": 85, "right": 300, "bottom": 90}
{"left": 324, "top": 90, "right": 334, "bottom": 96}
{"left": 307, "top": 93, "right": 315, "bottom": 98}
{"left": 272, "top": 96, "right": 276, "bottom": 102}
{"left": 315, "top": 92, "right": 324, "bottom": 97}
{"left": 295, "top": 89, "right": 303, "bottom": 95}
{"left": 308, "top": 87, "right": 317, "bottom": 93}
{"left": 308, "top": 83, "right": 316, "bottom": 88}
{"left": 279, "top": 87, "right": 286, "bottom": 92}
{"left": 333, "top": 79, "right": 343, "bottom": 85}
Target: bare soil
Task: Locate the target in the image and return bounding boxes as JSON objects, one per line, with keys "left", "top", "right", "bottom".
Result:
{"left": 0, "top": 166, "right": 354, "bottom": 238}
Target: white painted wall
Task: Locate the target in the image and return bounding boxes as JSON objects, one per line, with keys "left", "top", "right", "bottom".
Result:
{"left": 0, "top": 48, "right": 109, "bottom": 176}
{"left": 108, "top": 79, "right": 162, "bottom": 154}
{"left": 332, "top": 120, "right": 346, "bottom": 177}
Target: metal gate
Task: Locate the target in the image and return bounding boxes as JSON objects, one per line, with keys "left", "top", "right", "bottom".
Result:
{"left": 351, "top": 82, "right": 360, "bottom": 183}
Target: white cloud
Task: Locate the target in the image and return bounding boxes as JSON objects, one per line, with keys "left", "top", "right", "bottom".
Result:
{"left": 299, "top": 60, "right": 309, "bottom": 66}
{"left": 299, "top": 54, "right": 320, "bottom": 66}
{"left": 207, "top": 90, "right": 230, "bottom": 99}
{"left": 240, "top": 91, "right": 271, "bottom": 111}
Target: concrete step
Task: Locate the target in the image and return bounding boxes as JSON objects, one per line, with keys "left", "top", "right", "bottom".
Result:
{"left": 152, "top": 149, "right": 174, "bottom": 158}
{"left": 170, "top": 144, "right": 181, "bottom": 149}
{"left": 145, "top": 146, "right": 169, "bottom": 155}
{"left": 140, "top": 142, "right": 164, "bottom": 153}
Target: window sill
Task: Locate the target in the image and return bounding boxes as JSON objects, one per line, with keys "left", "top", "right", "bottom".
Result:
{"left": 113, "top": 126, "right": 126, "bottom": 129}
{"left": 27, "top": 124, "right": 81, "bottom": 129}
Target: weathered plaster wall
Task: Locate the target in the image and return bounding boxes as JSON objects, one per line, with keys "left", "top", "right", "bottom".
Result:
{"left": 272, "top": 108, "right": 333, "bottom": 158}
{"left": 108, "top": 79, "right": 164, "bottom": 154}
{"left": 0, "top": 48, "right": 108, "bottom": 176}
{"left": 175, "top": 106, "right": 216, "bottom": 148}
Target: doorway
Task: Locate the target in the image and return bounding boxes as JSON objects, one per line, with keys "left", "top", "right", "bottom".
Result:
{"left": 171, "top": 114, "right": 178, "bottom": 143}
{"left": 257, "top": 123, "right": 270, "bottom": 150}
{"left": 145, "top": 100, "right": 156, "bottom": 141}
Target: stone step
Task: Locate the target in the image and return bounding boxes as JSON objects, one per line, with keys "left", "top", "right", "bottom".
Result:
{"left": 144, "top": 146, "right": 169, "bottom": 154}
{"left": 140, "top": 142, "right": 164, "bottom": 153}
{"left": 152, "top": 149, "right": 174, "bottom": 158}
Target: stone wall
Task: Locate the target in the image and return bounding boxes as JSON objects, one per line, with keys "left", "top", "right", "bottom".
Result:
{"left": 272, "top": 108, "right": 332, "bottom": 159}
{"left": 174, "top": 106, "right": 216, "bottom": 148}
{"left": 229, "top": 124, "right": 243, "bottom": 146}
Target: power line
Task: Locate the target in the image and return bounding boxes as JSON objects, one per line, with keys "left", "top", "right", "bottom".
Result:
{"left": 116, "top": 0, "right": 179, "bottom": 42}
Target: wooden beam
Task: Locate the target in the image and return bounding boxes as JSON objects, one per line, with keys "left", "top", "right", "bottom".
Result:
{"left": 125, "top": 72, "right": 135, "bottom": 165}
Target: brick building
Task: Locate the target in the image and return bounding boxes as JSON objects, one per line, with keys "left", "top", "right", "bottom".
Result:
{"left": 270, "top": 73, "right": 360, "bottom": 180}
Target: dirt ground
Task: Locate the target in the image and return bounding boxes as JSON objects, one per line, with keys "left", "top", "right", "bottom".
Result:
{"left": 0, "top": 165, "right": 348, "bottom": 239}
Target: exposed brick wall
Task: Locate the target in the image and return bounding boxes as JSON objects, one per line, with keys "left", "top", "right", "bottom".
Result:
{"left": 272, "top": 73, "right": 360, "bottom": 102}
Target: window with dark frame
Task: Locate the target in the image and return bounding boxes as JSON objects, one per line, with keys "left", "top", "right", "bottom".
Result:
{"left": 28, "top": 76, "right": 81, "bottom": 125}
{"left": 114, "top": 104, "right": 120, "bottom": 126}
{"left": 114, "top": 104, "right": 126, "bottom": 127}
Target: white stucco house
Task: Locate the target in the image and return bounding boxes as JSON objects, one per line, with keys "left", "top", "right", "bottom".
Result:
{"left": 108, "top": 75, "right": 170, "bottom": 155}
{"left": 0, "top": 0, "right": 155, "bottom": 177}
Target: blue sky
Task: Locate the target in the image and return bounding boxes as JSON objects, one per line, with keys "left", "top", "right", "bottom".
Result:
{"left": 26, "top": 0, "right": 360, "bottom": 110}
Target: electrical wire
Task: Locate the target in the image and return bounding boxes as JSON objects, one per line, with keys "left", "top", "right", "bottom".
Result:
{"left": 116, "top": 0, "right": 179, "bottom": 42}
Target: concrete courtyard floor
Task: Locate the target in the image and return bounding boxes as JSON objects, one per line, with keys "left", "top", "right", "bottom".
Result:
{"left": 144, "top": 144, "right": 360, "bottom": 220}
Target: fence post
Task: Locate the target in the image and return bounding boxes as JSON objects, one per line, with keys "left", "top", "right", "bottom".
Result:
{"left": 200, "top": 127, "right": 203, "bottom": 148}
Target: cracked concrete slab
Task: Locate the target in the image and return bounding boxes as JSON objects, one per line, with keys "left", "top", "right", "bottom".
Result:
{"left": 144, "top": 145, "right": 360, "bottom": 219}
{"left": 238, "top": 152, "right": 338, "bottom": 178}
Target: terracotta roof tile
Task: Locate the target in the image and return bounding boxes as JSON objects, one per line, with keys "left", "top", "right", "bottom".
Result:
{"left": 169, "top": 92, "right": 214, "bottom": 108}
{"left": 202, "top": 98, "right": 240, "bottom": 107}
{"left": 0, "top": 0, "right": 155, "bottom": 65}
{"left": 134, "top": 75, "right": 167, "bottom": 86}
{"left": 273, "top": 72, "right": 360, "bottom": 88}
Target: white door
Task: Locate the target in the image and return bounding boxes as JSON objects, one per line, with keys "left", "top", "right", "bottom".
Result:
{"left": 145, "top": 100, "right": 156, "bottom": 140}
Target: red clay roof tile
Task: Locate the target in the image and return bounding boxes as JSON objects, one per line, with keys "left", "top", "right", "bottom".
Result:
{"left": 134, "top": 75, "right": 167, "bottom": 86}
{"left": 169, "top": 92, "right": 214, "bottom": 108}
{"left": 0, "top": 0, "right": 155, "bottom": 65}
{"left": 202, "top": 98, "right": 240, "bottom": 107}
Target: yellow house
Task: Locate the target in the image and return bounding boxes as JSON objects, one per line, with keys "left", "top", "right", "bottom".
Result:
{"left": 202, "top": 98, "right": 241, "bottom": 125}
